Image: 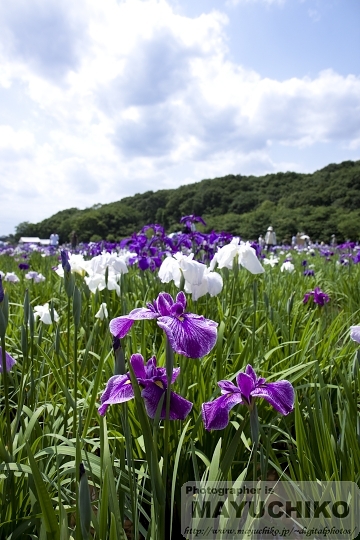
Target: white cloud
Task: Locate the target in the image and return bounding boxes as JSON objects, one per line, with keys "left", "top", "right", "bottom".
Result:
{"left": 0, "top": 126, "right": 35, "bottom": 154}
{"left": 0, "top": 0, "right": 87, "bottom": 83}
{"left": 0, "top": 0, "right": 359, "bottom": 235}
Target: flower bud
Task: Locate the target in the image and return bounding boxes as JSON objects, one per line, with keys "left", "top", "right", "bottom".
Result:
{"left": 61, "top": 250, "right": 71, "bottom": 273}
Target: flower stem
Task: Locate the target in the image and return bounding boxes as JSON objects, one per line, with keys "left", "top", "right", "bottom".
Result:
{"left": 250, "top": 403, "right": 259, "bottom": 483}
{"left": 162, "top": 338, "right": 174, "bottom": 538}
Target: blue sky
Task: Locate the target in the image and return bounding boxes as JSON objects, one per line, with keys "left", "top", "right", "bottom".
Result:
{"left": 176, "top": 0, "right": 360, "bottom": 78}
{"left": 0, "top": 0, "right": 359, "bottom": 235}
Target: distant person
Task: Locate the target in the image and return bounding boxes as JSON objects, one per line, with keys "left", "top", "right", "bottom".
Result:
{"left": 50, "top": 232, "right": 59, "bottom": 247}
{"left": 291, "top": 235, "right": 296, "bottom": 247}
{"left": 296, "top": 232, "right": 304, "bottom": 247}
{"left": 299, "top": 233, "right": 310, "bottom": 248}
{"left": 258, "top": 235, "right": 265, "bottom": 249}
{"left": 264, "top": 226, "right": 276, "bottom": 251}
{"left": 70, "top": 230, "right": 78, "bottom": 250}
{"left": 330, "top": 234, "right": 337, "bottom": 247}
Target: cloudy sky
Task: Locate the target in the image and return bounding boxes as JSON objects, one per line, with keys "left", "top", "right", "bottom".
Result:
{"left": 0, "top": 0, "right": 359, "bottom": 236}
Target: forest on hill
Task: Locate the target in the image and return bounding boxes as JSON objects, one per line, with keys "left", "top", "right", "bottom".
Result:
{"left": 15, "top": 160, "right": 360, "bottom": 244}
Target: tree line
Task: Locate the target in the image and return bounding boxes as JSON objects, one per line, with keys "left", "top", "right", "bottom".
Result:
{"left": 14, "top": 160, "right": 360, "bottom": 244}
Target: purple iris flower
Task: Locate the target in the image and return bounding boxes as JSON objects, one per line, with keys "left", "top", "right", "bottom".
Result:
{"left": 173, "top": 233, "right": 193, "bottom": 250}
{"left": 141, "top": 224, "right": 165, "bottom": 238}
{"left": 202, "top": 365, "right": 295, "bottom": 430}
{"left": 303, "top": 287, "right": 329, "bottom": 306}
{"left": 138, "top": 256, "right": 151, "bottom": 271}
{"left": 338, "top": 242, "right": 356, "bottom": 250}
{"left": 18, "top": 263, "right": 30, "bottom": 270}
{"left": 301, "top": 260, "right": 308, "bottom": 267}
{"left": 180, "top": 215, "right": 207, "bottom": 229}
{"left": 0, "top": 347, "right": 16, "bottom": 372}
{"left": 352, "top": 252, "right": 360, "bottom": 264}
{"left": 303, "top": 269, "right": 315, "bottom": 277}
{"left": 98, "top": 353, "right": 193, "bottom": 419}
{"left": 25, "top": 271, "right": 38, "bottom": 280}
{"left": 138, "top": 255, "right": 163, "bottom": 271}
{"left": 320, "top": 250, "right": 334, "bottom": 258}
{"left": 250, "top": 242, "right": 262, "bottom": 258}
{"left": 109, "top": 291, "right": 218, "bottom": 359}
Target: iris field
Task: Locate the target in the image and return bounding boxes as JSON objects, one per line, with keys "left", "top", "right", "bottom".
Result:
{"left": 0, "top": 218, "right": 359, "bottom": 539}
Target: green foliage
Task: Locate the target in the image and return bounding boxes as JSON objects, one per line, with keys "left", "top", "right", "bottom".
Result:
{"left": 1, "top": 247, "right": 360, "bottom": 537}
{"left": 15, "top": 221, "right": 40, "bottom": 238}
{"left": 337, "top": 210, "right": 360, "bottom": 240}
{"left": 14, "top": 160, "right": 360, "bottom": 242}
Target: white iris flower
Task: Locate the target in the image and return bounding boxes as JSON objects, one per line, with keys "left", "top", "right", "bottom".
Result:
{"left": 34, "top": 303, "right": 59, "bottom": 324}
{"left": 158, "top": 253, "right": 223, "bottom": 301}
{"left": 210, "top": 239, "right": 265, "bottom": 274}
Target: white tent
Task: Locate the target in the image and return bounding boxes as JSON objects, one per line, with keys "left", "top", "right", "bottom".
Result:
{"left": 18, "top": 237, "right": 50, "bottom": 245}
{"left": 19, "top": 237, "right": 41, "bottom": 243}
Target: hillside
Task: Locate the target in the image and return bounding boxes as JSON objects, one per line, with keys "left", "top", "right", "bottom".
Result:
{"left": 15, "top": 160, "right": 360, "bottom": 244}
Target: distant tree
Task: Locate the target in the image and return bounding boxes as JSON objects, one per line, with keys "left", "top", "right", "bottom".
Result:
{"left": 90, "top": 234, "right": 102, "bottom": 242}
{"left": 337, "top": 211, "right": 360, "bottom": 241}
{"left": 15, "top": 221, "right": 38, "bottom": 240}
{"left": 12, "top": 160, "right": 360, "bottom": 243}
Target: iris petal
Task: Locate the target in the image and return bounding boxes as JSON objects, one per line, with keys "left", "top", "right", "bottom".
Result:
{"left": 109, "top": 308, "right": 158, "bottom": 338}
{"left": 141, "top": 382, "right": 165, "bottom": 418}
{"left": 202, "top": 393, "right": 243, "bottom": 430}
{"left": 130, "top": 354, "right": 147, "bottom": 379}
{"left": 98, "top": 374, "right": 134, "bottom": 416}
{"left": 158, "top": 257, "right": 182, "bottom": 287}
{"left": 176, "top": 291, "right": 187, "bottom": 310}
{"left": 236, "top": 372, "right": 255, "bottom": 402}
{"left": 238, "top": 244, "right": 265, "bottom": 274}
{"left": 126, "top": 307, "right": 159, "bottom": 321}
{"left": 157, "top": 313, "right": 218, "bottom": 358}
{"left": 251, "top": 381, "right": 295, "bottom": 415}
{"left": 167, "top": 391, "right": 193, "bottom": 420}
{"left": 109, "top": 317, "right": 135, "bottom": 338}
{"left": 245, "top": 364, "right": 257, "bottom": 383}
{"left": 0, "top": 348, "right": 16, "bottom": 372}
{"left": 170, "top": 302, "right": 185, "bottom": 317}
{"left": 218, "top": 380, "right": 240, "bottom": 394}
{"left": 141, "top": 383, "right": 192, "bottom": 420}
{"left": 156, "top": 292, "right": 175, "bottom": 316}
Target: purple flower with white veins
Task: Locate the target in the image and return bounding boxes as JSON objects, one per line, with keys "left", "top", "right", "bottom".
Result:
{"left": 202, "top": 364, "right": 295, "bottom": 430}
{"left": 110, "top": 291, "right": 218, "bottom": 359}
{"left": 98, "top": 353, "right": 193, "bottom": 419}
